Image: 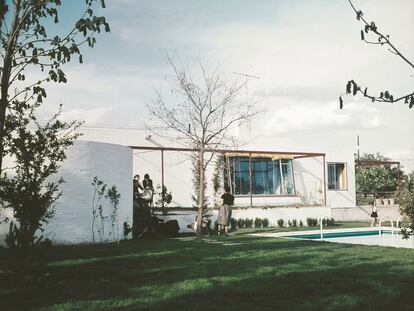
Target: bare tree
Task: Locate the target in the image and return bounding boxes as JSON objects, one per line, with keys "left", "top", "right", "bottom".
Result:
{"left": 340, "top": 0, "right": 413, "bottom": 109}
{"left": 148, "top": 56, "right": 258, "bottom": 239}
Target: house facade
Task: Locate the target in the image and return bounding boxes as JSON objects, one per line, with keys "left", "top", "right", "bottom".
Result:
{"left": 0, "top": 127, "right": 358, "bottom": 244}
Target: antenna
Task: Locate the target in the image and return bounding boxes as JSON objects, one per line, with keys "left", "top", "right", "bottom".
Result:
{"left": 232, "top": 72, "right": 261, "bottom": 133}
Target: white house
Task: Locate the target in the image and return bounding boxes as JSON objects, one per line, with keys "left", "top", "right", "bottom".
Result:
{"left": 0, "top": 126, "right": 362, "bottom": 244}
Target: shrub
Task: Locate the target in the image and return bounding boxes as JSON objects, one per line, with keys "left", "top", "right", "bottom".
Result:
{"left": 230, "top": 218, "right": 238, "bottom": 230}
{"left": 254, "top": 218, "right": 262, "bottom": 228}
{"left": 237, "top": 218, "right": 245, "bottom": 229}
{"left": 277, "top": 219, "right": 284, "bottom": 228}
{"left": 287, "top": 220, "right": 292, "bottom": 227}
{"left": 292, "top": 219, "right": 297, "bottom": 227}
{"left": 327, "top": 218, "right": 335, "bottom": 226}
{"left": 299, "top": 220, "right": 304, "bottom": 227}
{"left": 262, "top": 218, "right": 269, "bottom": 228}
{"left": 306, "top": 218, "right": 318, "bottom": 227}
{"left": 245, "top": 218, "right": 253, "bottom": 228}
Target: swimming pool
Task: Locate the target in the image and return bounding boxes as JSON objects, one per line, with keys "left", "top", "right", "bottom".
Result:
{"left": 251, "top": 227, "right": 414, "bottom": 249}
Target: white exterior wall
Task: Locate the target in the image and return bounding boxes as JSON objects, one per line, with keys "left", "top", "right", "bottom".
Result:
{"left": 0, "top": 141, "right": 133, "bottom": 245}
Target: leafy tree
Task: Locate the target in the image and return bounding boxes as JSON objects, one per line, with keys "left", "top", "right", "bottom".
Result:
{"left": 0, "top": 103, "right": 81, "bottom": 249}
{"left": 355, "top": 153, "right": 402, "bottom": 194}
{"left": 397, "top": 190, "right": 414, "bottom": 239}
{"left": 148, "top": 56, "right": 258, "bottom": 239}
{"left": 339, "top": 0, "right": 413, "bottom": 109}
{"left": 0, "top": 0, "right": 110, "bottom": 172}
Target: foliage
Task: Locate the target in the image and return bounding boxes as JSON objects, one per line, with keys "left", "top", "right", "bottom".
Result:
{"left": 299, "top": 220, "right": 304, "bottom": 227}
{"left": 106, "top": 185, "right": 121, "bottom": 241}
{"left": 244, "top": 218, "right": 253, "bottom": 228}
{"left": 262, "top": 218, "right": 269, "bottom": 228}
{"left": 355, "top": 153, "right": 402, "bottom": 194}
{"left": 91, "top": 177, "right": 107, "bottom": 242}
{"left": 397, "top": 190, "right": 414, "bottom": 239}
{"left": 0, "top": 0, "right": 110, "bottom": 171}
{"left": 237, "top": 218, "right": 245, "bottom": 229}
{"left": 191, "top": 153, "right": 208, "bottom": 212}
{"left": 306, "top": 218, "right": 318, "bottom": 227}
{"left": 154, "top": 184, "right": 173, "bottom": 209}
{"left": 91, "top": 177, "right": 121, "bottom": 242}
{"left": 340, "top": 0, "right": 414, "bottom": 109}
{"left": 277, "top": 219, "right": 284, "bottom": 228}
{"left": 230, "top": 218, "right": 238, "bottom": 230}
{"left": 123, "top": 220, "right": 132, "bottom": 240}
{"left": 212, "top": 155, "right": 227, "bottom": 194}
{"left": 0, "top": 105, "right": 80, "bottom": 249}
{"left": 292, "top": 219, "right": 297, "bottom": 227}
{"left": 254, "top": 218, "right": 262, "bottom": 228}
{"left": 322, "top": 218, "right": 335, "bottom": 227}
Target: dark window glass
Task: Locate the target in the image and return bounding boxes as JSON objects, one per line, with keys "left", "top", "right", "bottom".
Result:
{"left": 229, "top": 157, "right": 294, "bottom": 195}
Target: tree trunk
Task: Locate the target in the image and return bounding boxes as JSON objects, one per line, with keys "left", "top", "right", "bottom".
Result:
{"left": 196, "top": 145, "right": 205, "bottom": 239}
{"left": 0, "top": 0, "right": 22, "bottom": 174}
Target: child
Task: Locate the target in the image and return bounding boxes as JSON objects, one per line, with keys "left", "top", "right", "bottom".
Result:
{"left": 370, "top": 200, "right": 378, "bottom": 227}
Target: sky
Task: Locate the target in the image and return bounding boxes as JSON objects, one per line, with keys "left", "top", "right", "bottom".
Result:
{"left": 20, "top": 0, "right": 414, "bottom": 171}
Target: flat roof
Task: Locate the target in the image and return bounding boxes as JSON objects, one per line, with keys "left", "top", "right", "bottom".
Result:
{"left": 128, "top": 145, "right": 325, "bottom": 159}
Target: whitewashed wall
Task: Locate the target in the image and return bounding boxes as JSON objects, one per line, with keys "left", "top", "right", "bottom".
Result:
{"left": 0, "top": 141, "right": 133, "bottom": 245}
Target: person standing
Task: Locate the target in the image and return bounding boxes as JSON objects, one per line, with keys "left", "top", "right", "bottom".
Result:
{"left": 370, "top": 199, "right": 379, "bottom": 227}
{"left": 217, "top": 185, "right": 234, "bottom": 236}
{"left": 143, "top": 174, "right": 154, "bottom": 207}
{"left": 133, "top": 174, "right": 144, "bottom": 201}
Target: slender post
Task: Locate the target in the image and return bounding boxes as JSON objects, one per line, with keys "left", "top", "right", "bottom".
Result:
{"left": 323, "top": 155, "right": 327, "bottom": 206}
{"left": 397, "top": 163, "right": 400, "bottom": 191}
{"left": 249, "top": 153, "right": 253, "bottom": 208}
{"left": 161, "top": 149, "right": 165, "bottom": 212}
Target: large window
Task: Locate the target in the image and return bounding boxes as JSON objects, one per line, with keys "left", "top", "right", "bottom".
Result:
{"left": 327, "top": 162, "right": 347, "bottom": 190}
{"left": 229, "top": 157, "right": 295, "bottom": 196}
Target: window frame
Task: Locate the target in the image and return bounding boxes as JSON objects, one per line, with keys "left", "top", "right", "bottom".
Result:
{"left": 327, "top": 162, "right": 348, "bottom": 191}
{"left": 228, "top": 156, "right": 297, "bottom": 197}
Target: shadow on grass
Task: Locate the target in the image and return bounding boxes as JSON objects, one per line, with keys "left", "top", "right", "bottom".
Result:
{"left": 1, "top": 236, "right": 413, "bottom": 311}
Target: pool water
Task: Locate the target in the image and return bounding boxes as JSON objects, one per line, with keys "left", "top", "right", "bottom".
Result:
{"left": 252, "top": 228, "right": 414, "bottom": 249}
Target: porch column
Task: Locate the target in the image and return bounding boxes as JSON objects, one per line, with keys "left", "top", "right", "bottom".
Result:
{"left": 161, "top": 149, "right": 165, "bottom": 212}
{"left": 249, "top": 153, "right": 253, "bottom": 208}
{"left": 323, "top": 155, "right": 327, "bottom": 206}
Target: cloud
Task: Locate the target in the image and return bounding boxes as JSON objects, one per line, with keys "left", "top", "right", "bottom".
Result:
{"left": 254, "top": 99, "right": 384, "bottom": 135}
{"left": 61, "top": 107, "right": 114, "bottom": 126}
{"left": 385, "top": 150, "right": 414, "bottom": 173}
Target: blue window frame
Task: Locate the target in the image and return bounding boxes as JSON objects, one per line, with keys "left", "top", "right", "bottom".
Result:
{"left": 229, "top": 157, "right": 295, "bottom": 196}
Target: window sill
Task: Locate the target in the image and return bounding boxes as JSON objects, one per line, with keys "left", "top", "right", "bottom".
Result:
{"left": 234, "top": 194, "right": 300, "bottom": 198}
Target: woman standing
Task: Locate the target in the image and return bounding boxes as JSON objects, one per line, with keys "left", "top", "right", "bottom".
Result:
{"left": 217, "top": 185, "right": 234, "bottom": 236}
{"left": 370, "top": 198, "right": 379, "bottom": 227}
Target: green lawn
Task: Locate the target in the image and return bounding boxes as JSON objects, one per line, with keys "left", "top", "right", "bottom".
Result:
{"left": 1, "top": 224, "right": 413, "bottom": 311}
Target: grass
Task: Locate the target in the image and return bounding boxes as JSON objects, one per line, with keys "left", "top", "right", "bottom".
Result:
{"left": 0, "top": 223, "right": 413, "bottom": 311}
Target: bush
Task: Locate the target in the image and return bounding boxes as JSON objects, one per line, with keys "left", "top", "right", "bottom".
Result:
{"left": 230, "top": 218, "right": 238, "bottom": 230}
{"left": 254, "top": 218, "right": 262, "bottom": 228}
{"left": 299, "top": 220, "right": 304, "bottom": 227}
{"left": 292, "top": 219, "right": 297, "bottom": 227}
{"left": 327, "top": 218, "right": 335, "bottom": 226}
{"left": 237, "top": 218, "right": 245, "bottom": 229}
{"left": 287, "top": 220, "right": 292, "bottom": 227}
{"left": 262, "top": 218, "right": 269, "bottom": 228}
{"left": 277, "top": 219, "right": 284, "bottom": 228}
{"left": 306, "top": 218, "right": 318, "bottom": 227}
{"left": 245, "top": 218, "right": 253, "bottom": 228}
